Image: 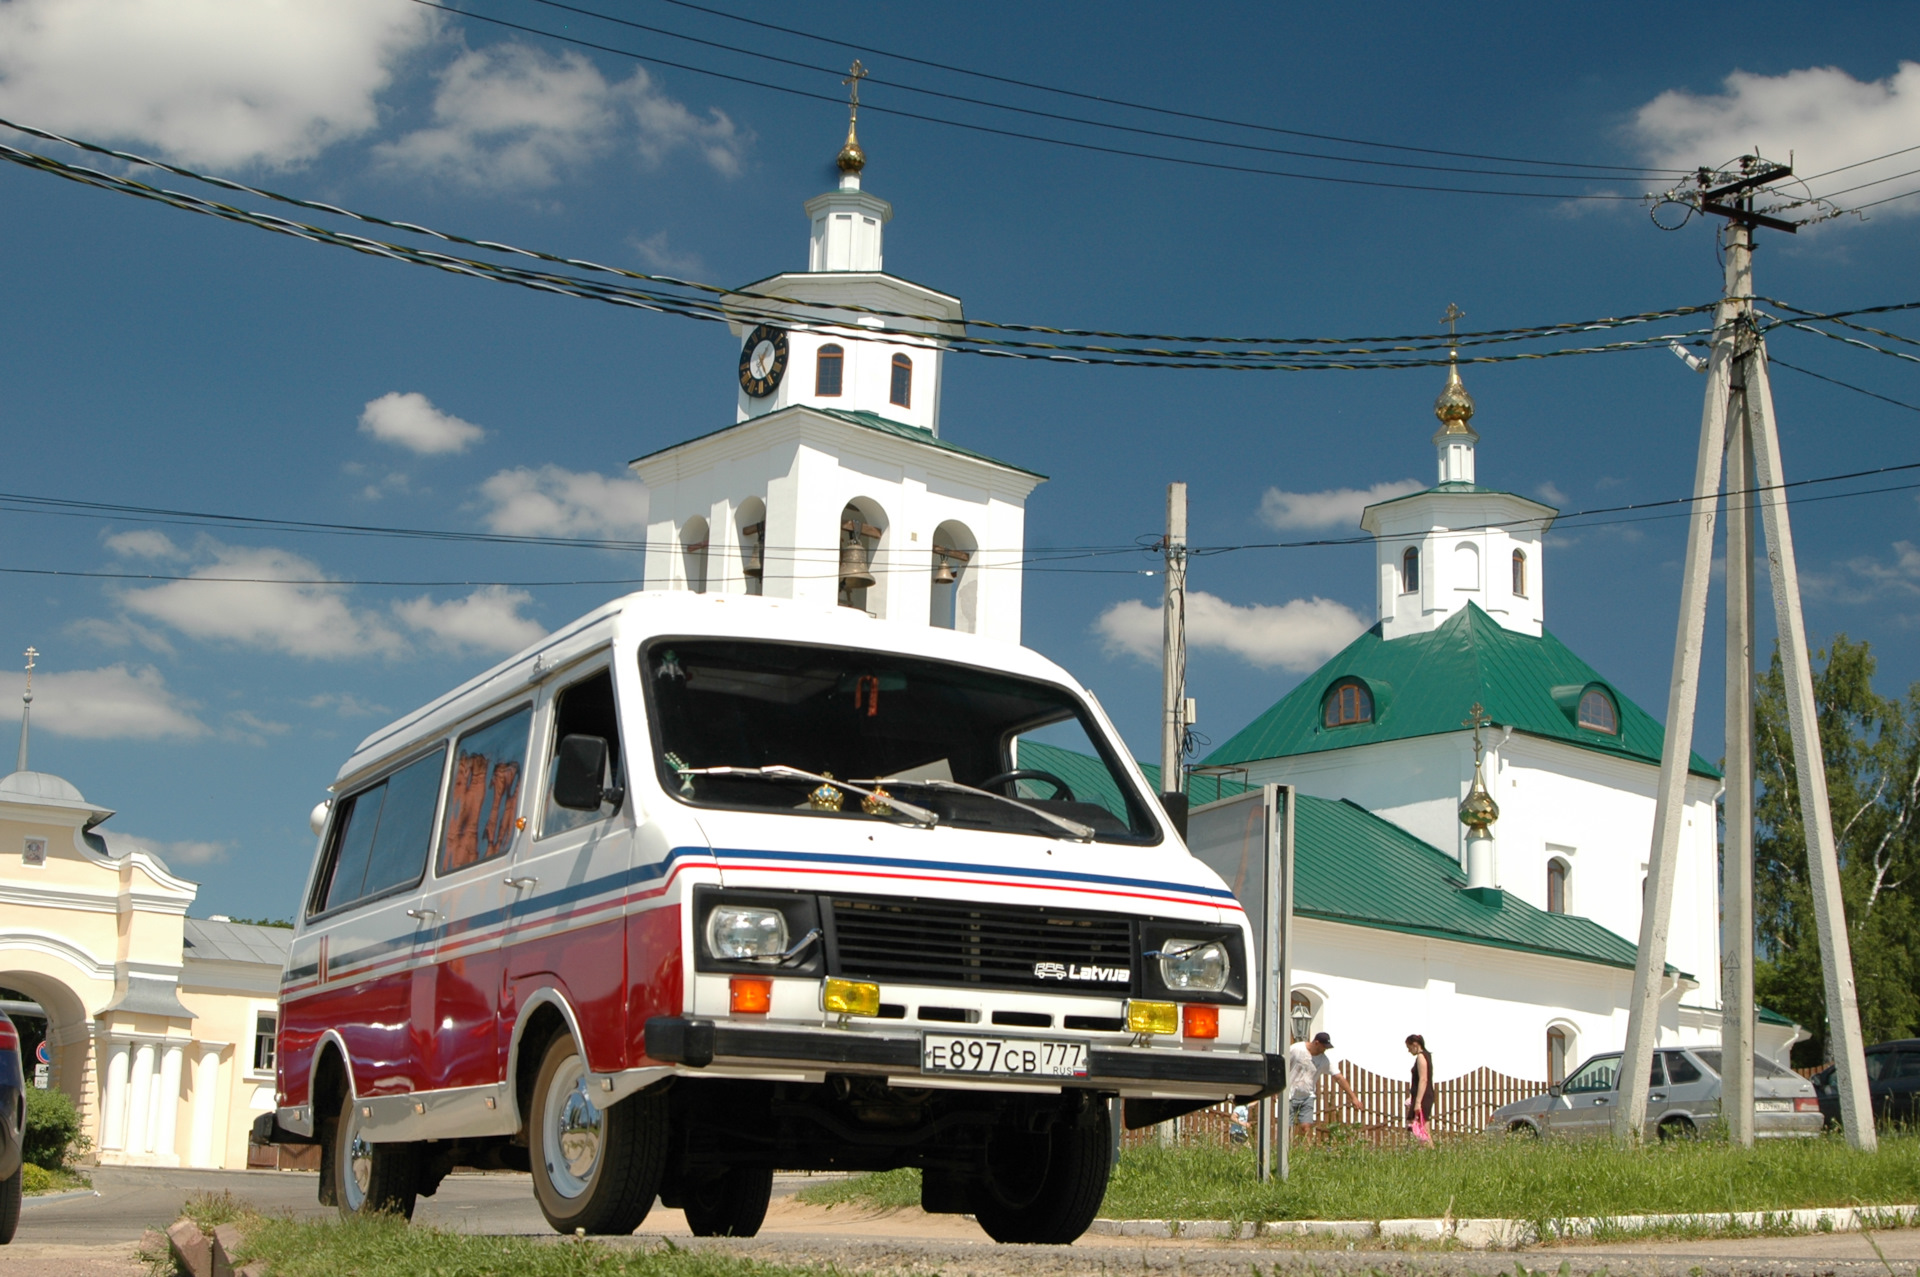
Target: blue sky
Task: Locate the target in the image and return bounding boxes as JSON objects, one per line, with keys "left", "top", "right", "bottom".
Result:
{"left": 1, "top": 1, "right": 1916, "bottom": 919}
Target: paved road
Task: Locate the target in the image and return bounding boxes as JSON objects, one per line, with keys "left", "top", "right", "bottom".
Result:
{"left": 10, "top": 1167, "right": 1920, "bottom": 1276}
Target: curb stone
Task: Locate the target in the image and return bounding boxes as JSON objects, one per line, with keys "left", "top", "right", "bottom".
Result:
{"left": 1088, "top": 1203, "right": 1920, "bottom": 1249}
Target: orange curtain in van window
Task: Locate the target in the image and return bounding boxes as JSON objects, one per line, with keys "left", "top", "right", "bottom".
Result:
{"left": 443, "top": 751, "right": 491, "bottom": 872}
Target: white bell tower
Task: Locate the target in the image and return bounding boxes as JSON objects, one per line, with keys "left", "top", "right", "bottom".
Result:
{"left": 1360, "top": 317, "right": 1556, "bottom": 639}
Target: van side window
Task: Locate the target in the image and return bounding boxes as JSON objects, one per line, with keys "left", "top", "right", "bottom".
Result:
{"left": 439, "top": 708, "right": 533, "bottom": 874}
{"left": 543, "top": 670, "right": 622, "bottom": 837}
{"left": 317, "top": 747, "right": 447, "bottom": 913}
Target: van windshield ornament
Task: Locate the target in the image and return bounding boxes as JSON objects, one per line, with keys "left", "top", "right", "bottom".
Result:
{"left": 808, "top": 773, "right": 845, "bottom": 812}
{"left": 655, "top": 649, "right": 685, "bottom": 680}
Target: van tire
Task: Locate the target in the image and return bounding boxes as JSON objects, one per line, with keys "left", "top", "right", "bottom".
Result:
{"left": 973, "top": 1102, "right": 1111, "bottom": 1244}
{"left": 530, "top": 1035, "right": 665, "bottom": 1235}
{"left": 0, "top": 1168, "right": 20, "bottom": 1243}
{"left": 330, "top": 1094, "right": 420, "bottom": 1219}
{"left": 681, "top": 1167, "right": 773, "bottom": 1237}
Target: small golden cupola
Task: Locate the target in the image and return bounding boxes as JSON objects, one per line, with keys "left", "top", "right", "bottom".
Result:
{"left": 1432, "top": 302, "right": 1479, "bottom": 484}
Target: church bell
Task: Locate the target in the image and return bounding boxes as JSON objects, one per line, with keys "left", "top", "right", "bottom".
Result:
{"left": 839, "top": 529, "right": 876, "bottom": 591}
{"left": 743, "top": 535, "right": 764, "bottom": 579}
{"left": 933, "top": 556, "right": 956, "bottom": 586}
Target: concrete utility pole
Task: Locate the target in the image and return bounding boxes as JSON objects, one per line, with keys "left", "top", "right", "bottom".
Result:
{"left": 1617, "top": 161, "right": 1876, "bottom": 1149}
{"left": 1160, "top": 482, "right": 1189, "bottom": 813}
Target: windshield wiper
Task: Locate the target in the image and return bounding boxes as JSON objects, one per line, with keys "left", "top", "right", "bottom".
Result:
{"left": 868, "top": 777, "right": 1095, "bottom": 842}
{"left": 676, "top": 765, "right": 939, "bottom": 828}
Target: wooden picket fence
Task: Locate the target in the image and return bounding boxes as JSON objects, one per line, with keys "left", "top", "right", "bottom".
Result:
{"left": 1125, "top": 1060, "right": 1550, "bottom": 1149}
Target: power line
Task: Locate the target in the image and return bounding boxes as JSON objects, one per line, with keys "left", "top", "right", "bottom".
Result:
{"left": 1855, "top": 185, "right": 1920, "bottom": 212}
{"left": 516, "top": 0, "right": 1675, "bottom": 185}
{"left": 645, "top": 0, "right": 1682, "bottom": 177}
{"left": 407, "top": 0, "right": 1644, "bottom": 201}
{"left": 0, "top": 134, "right": 1720, "bottom": 370}
{"left": 1768, "top": 357, "right": 1920, "bottom": 414}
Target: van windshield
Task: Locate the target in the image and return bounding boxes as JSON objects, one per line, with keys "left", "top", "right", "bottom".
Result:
{"left": 643, "top": 640, "right": 1159, "bottom": 843}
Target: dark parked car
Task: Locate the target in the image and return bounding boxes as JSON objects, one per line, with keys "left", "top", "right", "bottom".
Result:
{"left": 0, "top": 1012, "right": 21, "bottom": 1242}
{"left": 1488, "top": 1047, "right": 1820, "bottom": 1139}
{"left": 1811, "top": 1039, "right": 1920, "bottom": 1128}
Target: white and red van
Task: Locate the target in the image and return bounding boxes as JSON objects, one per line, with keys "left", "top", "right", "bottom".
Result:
{"left": 258, "top": 592, "right": 1276, "bottom": 1243}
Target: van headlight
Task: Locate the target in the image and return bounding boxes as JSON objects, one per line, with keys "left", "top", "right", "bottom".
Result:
{"left": 1157, "top": 939, "right": 1230, "bottom": 993}
{"left": 706, "top": 906, "right": 789, "bottom": 960}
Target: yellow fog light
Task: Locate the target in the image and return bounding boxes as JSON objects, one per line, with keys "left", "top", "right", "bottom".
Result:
{"left": 823, "top": 978, "right": 881, "bottom": 1017}
{"left": 1126, "top": 1000, "right": 1179, "bottom": 1035}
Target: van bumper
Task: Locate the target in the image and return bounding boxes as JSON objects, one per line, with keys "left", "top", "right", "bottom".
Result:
{"left": 644, "top": 1015, "right": 1279, "bottom": 1098}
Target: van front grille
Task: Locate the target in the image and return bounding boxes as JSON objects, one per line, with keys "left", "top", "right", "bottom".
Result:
{"left": 824, "top": 894, "right": 1136, "bottom": 994}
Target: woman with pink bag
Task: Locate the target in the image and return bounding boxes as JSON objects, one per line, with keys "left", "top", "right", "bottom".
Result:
{"left": 1405, "top": 1034, "right": 1437, "bottom": 1146}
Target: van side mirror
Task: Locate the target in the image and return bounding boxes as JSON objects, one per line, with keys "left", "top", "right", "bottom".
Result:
{"left": 1158, "top": 791, "right": 1189, "bottom": 838}
{"left": 554, "top": 734, "right": 623, "bottom": 811}
{"left": 1548, "top": 1083, "right": 1562, "bottom": 1098}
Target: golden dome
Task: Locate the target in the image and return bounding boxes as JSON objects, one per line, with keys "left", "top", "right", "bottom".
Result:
{"left": 1433, "top": 359, "right": 1476, "bottom": 434}
{"left": 1458, "top": 770, "right": 1500, "bottom": 833}
{"left": 837, "top": 119, "right": 866, "bottom": 175}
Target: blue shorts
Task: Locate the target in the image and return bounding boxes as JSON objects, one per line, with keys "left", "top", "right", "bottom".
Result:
{"left": 1289, "top": 1093, "right": 1314, "bottom": 1125}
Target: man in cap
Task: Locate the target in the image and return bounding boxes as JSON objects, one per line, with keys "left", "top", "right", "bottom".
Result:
{"left": 1286, "top": 1030, "right": 1358, "bottom": 1136}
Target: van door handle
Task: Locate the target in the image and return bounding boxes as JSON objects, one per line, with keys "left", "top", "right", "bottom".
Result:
{"left": 1649, "top": 1093, "right": 1666, "bottom": 1101}
{"left": 504, "top": 876, "right": 538, "bottom": 890}
{"left": 406, "top": 908, "right": 440, "bottom": 922}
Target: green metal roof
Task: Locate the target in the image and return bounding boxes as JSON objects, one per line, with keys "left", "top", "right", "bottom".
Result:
{"left": 1204, "top": 603, "right": 1720, "bottom": 779}
{"left": 1016, "top": 741, "right": 1660, "bottom": 972}
{"left": 629, "top": 406, "right": 1044, "bottom": 480}
{"left": 1367, "top": 480, "right": 1553, "bottom": 510}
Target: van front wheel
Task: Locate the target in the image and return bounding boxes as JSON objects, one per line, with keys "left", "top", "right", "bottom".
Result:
{"left": 530, "top": 1034, "right": 665, "bottom": 1235}
{"left": 330, "top": 1094, "right": 420, "bottom": 1219}
{"left": 973, "top": 1101, "right": 1111, "bottom": 1245}
{"left": 682, "top": 1167, "right": 774, "bottom": 1237}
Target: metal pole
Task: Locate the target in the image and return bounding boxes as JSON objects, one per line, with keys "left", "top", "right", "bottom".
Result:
{"left": 1741, "top": 341, "right": 1879, "bottom": 1151}
{"left": 1161, "top": 482, "right": 1188, "bottom": 798}
{"left": 1275, "top": 784, "right": 1295, "bottom": 1182}
{"left": 1722, "top": 392, "right": 1757, "bottom": 1147}
{"left": 1615, "top": 225, "right": 1742, "bottom": 1142}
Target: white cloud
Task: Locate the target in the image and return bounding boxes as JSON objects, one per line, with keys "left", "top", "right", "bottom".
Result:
{"left": 1635, "top": 63, "right": 1920, "bottom": 219}
{"left": 12, "top": 664, "right": 206, "bottom": 739}
{"left": 108, "top": 831, "right": 228, "bottom": 867}
{"left": 359, "top": 391, "right": 484, "bottom": 455}
{"left": 66, "top": 615, "right": 177, "bottom": 655}
{"left": 374, "top": 43, "right": 744, "bottom": 190}
{"left": 304, "top": 691, "right": 388, "bottom": 718}
{"left": 0, "top": 0, "right": 435, "bottom": 168}
{"left": 103, "top": 529, "right": 185, "bottom": 559}
{"left": 393, "top": 585, "right": 548, "bottom": 656}
{"left": 1535, "top": 481, "right": 1569, "bottom": 506}
{"left": 120, "top": 544, "right": 407, "bottom": 660}
{"left": 1094, "top": 591, "right": 1367, "bottom": 673}
{"left": 630, "top": 230, "right": 704, "bottom": 277}
{"left": 478, "top": 465, "right": 650, "bottom": 539}
{"left": 1258, "top": 480, "right": 1423, "bottom": 531}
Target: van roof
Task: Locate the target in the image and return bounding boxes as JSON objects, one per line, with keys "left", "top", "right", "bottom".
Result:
{"left": 333, "top": 591, "right": 1081, "bottom": 790}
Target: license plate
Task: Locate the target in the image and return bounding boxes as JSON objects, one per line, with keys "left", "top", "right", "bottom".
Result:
{"left": 921, "top": 1034, "right": 1089, "bottom": 1078}
{"left": 1755, "top": 1099, "right": 1793, "bottom": 1112}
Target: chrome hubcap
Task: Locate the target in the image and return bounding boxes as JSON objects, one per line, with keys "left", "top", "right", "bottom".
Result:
{"left": 343, "top": 1108, "right": 372, "bottom": 1210}
{"left": 543, "top": 1055, "right": 602, "bottom": 1199}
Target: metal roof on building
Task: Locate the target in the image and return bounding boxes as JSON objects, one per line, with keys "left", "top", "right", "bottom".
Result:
{"left": 182, "top": 917, "right": 292, "bottom": 966}
{"left": 629, "top": 405, "right": 1045, "bottom": 479}
{"left": 1203, "top": 603, "right": 1720, "bottom": 779}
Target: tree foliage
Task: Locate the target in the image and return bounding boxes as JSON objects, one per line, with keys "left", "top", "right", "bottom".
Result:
{"left": 1751, "top": 635, "right": 1920, "bottom": 1065}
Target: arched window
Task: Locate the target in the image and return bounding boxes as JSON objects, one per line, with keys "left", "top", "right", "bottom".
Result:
{"left": 1512, "top": 549, "right": 1528, "bottom": 597}
{"left": 1577, "top": 688, "right": 1618, "bottom": 734}
{"left": 889, "top": 354, "right": 912, "bottom": 408}
{"left": 1547, "top": 1027, "right": 1570, "bottom": 1087}
{"left": 814, "top": 344, "right": 843, "bottom": 396}
{"left": 1322, "top": 680, "right": 1373, "bottom": 728}
{"left": 1454, "top": 540, "right": 1480, "bottom": 590}
{"left": 930, "top": 520, "right": 977, "bottom": 632}
{"left": 1547, "top": 859, "right": 1568, "bottom": 914}
{"left": 838, "top": 501, "right": 885, "bottom": 614}
{"left": 1401, "top": 547, "right": 1420, "bottom": 594}
{"left": 680, "top": 516, "right": 709, "bottom": 595}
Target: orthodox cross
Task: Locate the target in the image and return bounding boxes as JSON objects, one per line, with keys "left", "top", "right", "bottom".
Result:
{"left": 843, "top": 60, "right": 868, "bottom": 123}
{"left": 1440, "top": 302, "right": 1465, "bottom": 338}
{"left": 1462, "top": 701, "right": 1491, "bottom": 768}
{"left": 21, "top": 647, "right": 35, "bottom": 693}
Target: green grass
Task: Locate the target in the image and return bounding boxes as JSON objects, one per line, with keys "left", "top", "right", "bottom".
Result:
{"left": 802, "top": 1133, "right": 1920, "bottom": 1223}
{"left": 217, "top": 1212, "right": 839, "bottom": 1277}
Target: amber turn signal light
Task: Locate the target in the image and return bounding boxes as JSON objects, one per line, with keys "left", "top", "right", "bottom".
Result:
{"left": 1182, "top": 1003, "right": 1220, "bottom": 1039}
{"left": 823, "top": 978, "right": 881, "bottom": 1017}
{"left": 729, "top": 976, "right": 772, "bottom": 1014}
{"left": 1126, "top": 1000, "right": 1178, "bottom": 1035}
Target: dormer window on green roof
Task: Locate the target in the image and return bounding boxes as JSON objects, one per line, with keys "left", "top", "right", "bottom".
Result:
{"left": 1324, "top": 680, "right": 1373, "bottom": 728}
{"left": 1577, "top": 687, "right": 1618, "bottom": 735}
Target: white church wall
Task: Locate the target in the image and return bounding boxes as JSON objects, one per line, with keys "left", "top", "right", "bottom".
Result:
{"left": 1291, "top": 917, "right": 1695, "bottom": 1083}
{"left": 1245, "top": 729, "right": 1725, "bottom": 1021}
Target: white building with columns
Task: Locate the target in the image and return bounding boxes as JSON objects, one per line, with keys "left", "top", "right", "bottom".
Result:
{"left": 0, "top": 758, "right": 291, "bottom": 1170}
{"left": 634, "top": 115, "right": 1043, "bottom": 643}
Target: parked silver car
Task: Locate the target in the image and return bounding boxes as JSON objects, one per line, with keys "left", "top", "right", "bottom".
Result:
{"left": 1488, "top": 1047, "right": 1821, "bottom": 1139}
